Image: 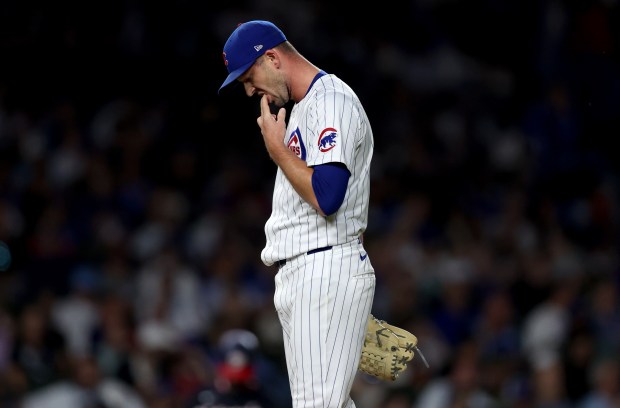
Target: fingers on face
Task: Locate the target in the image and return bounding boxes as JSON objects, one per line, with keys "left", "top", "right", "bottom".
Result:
{"left": 260, "top": 95, "right": 269, "bottom": 115}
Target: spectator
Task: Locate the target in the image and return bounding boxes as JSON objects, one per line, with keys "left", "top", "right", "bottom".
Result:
{"left": 10, "top": 302, "right": 66, "bottom": 391}
{"left": 185, "top": 329, "right": 289, "bottom": 408}
{"left": 20, "top": 355, "right": 146, "bottom": 408}
{"left": 50, "top": 265, "right": 102, "bottom": 358}
{"left": 521, "top": 278, "right": 579, "bottom": 370}
{"left": 414, "top": 342, "right": 496, "bottom": 408}
{"left": 579, "top": 357, "right": 620, "bottom": 408}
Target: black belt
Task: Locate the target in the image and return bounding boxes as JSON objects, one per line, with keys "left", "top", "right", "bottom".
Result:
{"left": 276, "top": 246, "right": 333, "bottom": 268}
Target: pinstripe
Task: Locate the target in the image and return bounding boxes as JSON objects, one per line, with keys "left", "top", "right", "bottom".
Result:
{"left": 298, "top": 258, "right": 306, "bottom": 407}
{"left": 317, "top": 252, "right": 326, "bottom": 405}
{"left": 325, "top": 248, "right": 351, "bottom": 407}
{"left": 307, "top": 255, "right": 316, "bottom": 407}
{"left": 343, "top": 87, "right": 356, "bottom": 239}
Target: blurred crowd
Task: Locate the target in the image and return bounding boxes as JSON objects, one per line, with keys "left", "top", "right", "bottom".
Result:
{"left": 1, "top": 0, "right": 619, "bottom": 407}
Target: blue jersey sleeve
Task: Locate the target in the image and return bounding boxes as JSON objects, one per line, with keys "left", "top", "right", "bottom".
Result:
{"left": 311, "top": 162, "right": 351, "bottom": 216}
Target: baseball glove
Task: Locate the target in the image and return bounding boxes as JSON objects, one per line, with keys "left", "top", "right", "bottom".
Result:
{"left": 358, "top": 314, "right": 426, "bottom": 381}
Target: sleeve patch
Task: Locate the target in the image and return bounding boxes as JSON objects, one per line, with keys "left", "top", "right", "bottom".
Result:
{"left": 318, "top": 128, "right": 338, "bottom": 152}
{"left": 287, "top": 128, "right": 307, "bottom": 160}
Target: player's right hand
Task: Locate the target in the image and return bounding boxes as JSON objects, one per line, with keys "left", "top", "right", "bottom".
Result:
{"left": 257, "top": 95, "right": 287, "bottom": 158}
{"left": 258, "top": 94, "right": 285, "bottom": 123}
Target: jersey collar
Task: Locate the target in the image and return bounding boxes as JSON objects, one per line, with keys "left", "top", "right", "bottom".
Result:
{"left": 305, "top": 70, "right": 327, "bottom": 97}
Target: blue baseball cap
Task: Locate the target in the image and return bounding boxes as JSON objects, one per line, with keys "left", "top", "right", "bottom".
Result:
{"left": 218, "top": 20, "right": 287, "bottom": 94}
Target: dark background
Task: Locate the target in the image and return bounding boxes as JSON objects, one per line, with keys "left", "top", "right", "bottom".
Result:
{"left": 1, "top": 1, "right": 619, "bottom": 407}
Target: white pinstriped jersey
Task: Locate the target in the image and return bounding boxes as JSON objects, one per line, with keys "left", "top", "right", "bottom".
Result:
{"left": 261, "top": 74, "right": 374, "bottom": 266}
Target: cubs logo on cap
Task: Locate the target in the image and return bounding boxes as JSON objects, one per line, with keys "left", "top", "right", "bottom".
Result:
{"left": 218, "top": 20, "right": 287, "bottom": 94}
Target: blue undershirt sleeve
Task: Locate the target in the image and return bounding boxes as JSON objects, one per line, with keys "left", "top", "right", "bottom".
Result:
{"left": 311, "top": 162, "right": 351, "bottom": 216}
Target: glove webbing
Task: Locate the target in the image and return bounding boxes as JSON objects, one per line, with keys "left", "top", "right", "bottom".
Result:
{"left": 373, "top": 316, "right": 429, "bottom": 368}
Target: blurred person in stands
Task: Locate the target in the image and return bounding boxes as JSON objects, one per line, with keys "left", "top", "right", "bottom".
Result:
{"left": 50, "top": 265, "right": 102, "bottom": 358}
{"left": 587, "top": 278, "right": 620, "bottom": 358}
{"left": 10, "top": 302, "right": 67, "bottom": 391}
{"left": 561, "top": 326, "right": 596, "bottom": 403}
{"left": 578, "top": 357, "right": 620, "bottom": 408}
{"left": 414, "top": 341, "right": 495, "bottom": 408}
{"left": 134, "top": 246, "right": 207, "bottom": 343}
{"left": 186, "top": 329, "right": 289, "bottom": 408}
{"left": 531, "top": 360, "right": 571, "bottom": 408}
{"left": 0, "top": 306, "right": 29, "bottom": 407}
{"left": 521, "top": 278, "right": 579, "bottom": 372}
{"left": 91, "top": 293, "right": 140, "bottom": 389}
{"left": 472, "top": 290, "right": 522, "bottom": 402}
{"left": 20, "top": 354, "right": 146, "bottom": 408}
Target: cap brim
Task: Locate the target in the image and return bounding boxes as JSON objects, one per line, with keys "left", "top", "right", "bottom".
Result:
{"left": 218, "top": 59, "right": 255, "bottom": 94}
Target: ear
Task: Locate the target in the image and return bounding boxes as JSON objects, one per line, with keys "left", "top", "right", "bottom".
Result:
{"left": 264, "top": 49, "right": 280, "bottom": 68}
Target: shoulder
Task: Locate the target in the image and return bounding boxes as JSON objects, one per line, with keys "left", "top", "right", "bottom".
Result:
{"left": 313, "top": 74, "right": 355, "bottom": 96}
{"left": 306, "top": 75, "right": 361, "bottom": 109}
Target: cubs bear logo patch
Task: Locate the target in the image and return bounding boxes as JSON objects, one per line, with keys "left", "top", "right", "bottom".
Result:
{"left": 287, "top": 128, "right": 306, "bottom": 160}
{"left": 318, "top": 128, "right": 338, "bottom": 152}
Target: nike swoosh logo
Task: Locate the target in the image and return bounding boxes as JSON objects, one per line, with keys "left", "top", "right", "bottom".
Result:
{"left": 360, "top": 253, "right": 368, "bottom": 261}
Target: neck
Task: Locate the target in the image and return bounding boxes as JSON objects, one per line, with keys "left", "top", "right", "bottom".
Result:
{"left": 289, "top": 56, "right": 321, "bottom": 102}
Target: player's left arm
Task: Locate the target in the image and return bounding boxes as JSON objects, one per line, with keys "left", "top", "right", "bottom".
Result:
{"left": 311, "top": 163, "right": 350, "bottom": 216}
{"left": 257, "top": 95, "right": 326, "bottom": 215}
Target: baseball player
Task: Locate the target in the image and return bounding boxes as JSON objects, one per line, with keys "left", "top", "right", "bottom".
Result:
{"left": 219, "top": 20, "right": 375, "bottom": 407}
